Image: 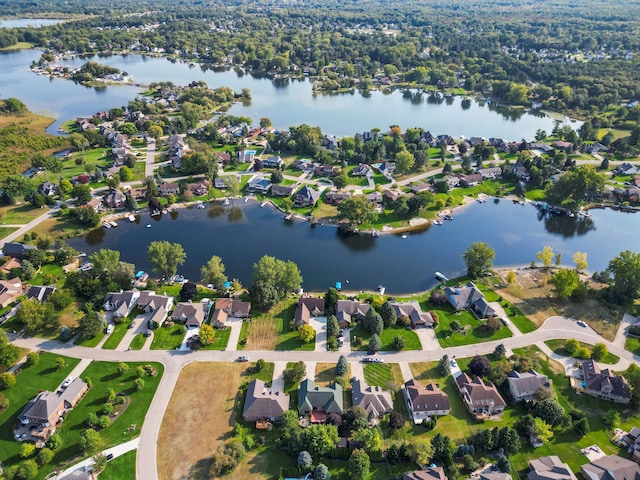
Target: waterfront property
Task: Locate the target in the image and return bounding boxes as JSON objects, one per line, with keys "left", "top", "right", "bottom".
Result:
{"left": 211, "top": 298, "right": 251, "bottom": 326}
{"left": 246, "top": 176, "right": 272, "bottom": 194}
{"left": 579, "top": 360, "right": 631, "bottom": 404}
{"left": 389, "top": 301, "right": 435, "bottom": 328}
{"left": 242, "top": 379, "right": 289, "bottom": 423}
{"left": 507, "top": 370, "right": 552, "bottom": 402}
{"left": 2, "top": 242, "right": 36, "bottom": 260}
{"left": 136, "top": 291, "right": 174, "bottom": 326}
{"left": 298, "top": 379, "right": 343, "bottom": 420}
{"left": 445, "top": 282, "right": 496, "bottom": 318}
{"left": 171, "top": 302, "right": 208, "bottom": 328}
{"left": 335, "top": 299, "right": 370, "bottom": 328}
{"left": 351, "top": 377, "right": 393, "bottom": 423}
{"left": 403, "top": 378, "right": 450, "bottom": 424}
{"left": 295, "top": 296, "right": 325, "bottom": 327}
{"left": 294, "top": 185, "right": 320, "bottom": 207}
{"left": 103, "top": 289, "right": 141, "bottom": 318}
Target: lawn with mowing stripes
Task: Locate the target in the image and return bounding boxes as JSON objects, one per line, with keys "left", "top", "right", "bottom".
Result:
{"left": 102, "top": 320, "right": 133, "bottom": 350}
{"left": 350, "top": 324, "right": 421, "bottom": 351}
{"left": 151, "top": 324, "right": 185, "bottom": 350}
{"left": 129, "top": 334, "right": 146, "bottom": 350}
{"left": 0, "top": 353, "right": 79, "bottom": 477}
{"left": 75, "top": 329, "right": 106, "bottom": 348}
{"left": 363, "top": 363, "right": 404, "bottom": 391}
{"left": 98, "top": 450, "right": 136, "bottom": 480}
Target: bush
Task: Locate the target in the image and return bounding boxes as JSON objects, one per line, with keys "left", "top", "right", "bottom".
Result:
{"left": 0, "top": 372, "right": 16, "bottom": 389}
{"left": 392, "top": 335, "right": 406, "bottom": 350}
{"left": 388, "top": 411, "right": 405, "bottom": 431}
{"left": 37, "top": 447, "right": 54, "bottom": 466}
{"left": 25, "top": 352, "right": 40, "bottom": 366}
{"left": 47, "top": 433, "right": 62, "bottom": 450}
{"left": 59, "top": 326, "right": 74, "bottom": 340}
{"left": 134, "top": 378, "right": 145, "bottom": 390}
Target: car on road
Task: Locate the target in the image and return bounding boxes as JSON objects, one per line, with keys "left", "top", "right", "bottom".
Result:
{"left": 372, "top": 358, "right": 384, "bottom": 363}
{"left": 127, "top": 322, "right": 135, "bottom": 329}
{"left": 62, "top": 376, "right": 75, "bottom": 388}
{"left": 237, "top": 356, "right": 249, "bottom": 362}
{"left": 338, "top": 330, "right": 344, "bottom": 337}
{"left": 577, "top": 320, "right": 587, "bottom": 327}
{"left": 106, "top": 453, "right": 114, "bottom": 461}
{"left": 362, "top": 357, "right": 373, "bottom": 363}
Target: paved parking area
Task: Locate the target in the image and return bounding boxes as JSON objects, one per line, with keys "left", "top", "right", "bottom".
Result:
{"left": 309, "top": 317, "right": 327, "bottom": 352}
{"left": 271, "top": 361, "right": 287, "bottom": 391}
{"left": 118, "top": 313, "right": 150, "bottom": 351}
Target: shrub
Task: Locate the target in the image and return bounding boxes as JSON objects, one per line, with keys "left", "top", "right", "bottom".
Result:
{"left": 25, "top": 352, "right": 40, "bottom": 366}
{"left": 393, "top": 335, "right": 406, "bottom": 350}
{"left": 134, "top": 378, "right": 145, "bottom": 390}
{"left": 0, "top": 372, "right": 16, "bottom": 389}
{"left": 47, "top": 434, "right": 61, "bottom": 450}
{"left": 37, "top": 447, "right": 54, "bottom": 466}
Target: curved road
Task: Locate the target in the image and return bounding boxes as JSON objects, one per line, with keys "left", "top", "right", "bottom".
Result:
{"left": 9, "top": 314, "right": 639, "bottom": 480}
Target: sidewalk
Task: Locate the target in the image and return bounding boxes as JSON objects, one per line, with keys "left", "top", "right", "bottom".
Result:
{"left": 55, "top": 438, "right": 139, "bottom": 479}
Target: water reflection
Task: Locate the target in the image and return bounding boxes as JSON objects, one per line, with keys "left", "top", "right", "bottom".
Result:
{"left": 227, "top": 206, "right": 244, "bottom": 222}
{"left": 461, "top": 98, "right": 471, "bottom": 110}
{"left": 543, "top": 215, "right": 595, "bottom": 237}
{"left": 170, "top": 209, "right": 179, "bottom": 220}
{"left": 336, "top": 231, "right": 376, "bottom": 252}
{"left": 208, "top": 205, "right": 224, "bottom": 218}
{"left": 85, "top": 226, "right": 106, "bottom": 245}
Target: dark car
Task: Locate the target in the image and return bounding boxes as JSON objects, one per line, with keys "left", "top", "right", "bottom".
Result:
{"left": 106, "top": 453, "right": 114, "bottom": 461}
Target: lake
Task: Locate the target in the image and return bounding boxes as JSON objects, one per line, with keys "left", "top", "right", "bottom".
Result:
{"left": 0, "top": 18, "right": 66, "bottom": 29}
{"left": 0, "top": 50, "right": 573, "bottom": 138}
{"left": 67, "top": 200, "right": 638, "bottom": 294}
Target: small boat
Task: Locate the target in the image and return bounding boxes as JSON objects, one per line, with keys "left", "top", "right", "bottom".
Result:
{"left": 110, "top": 221, "right": 118, "bottom": 228}
{"left": 146, "top": 224, "right": 151, "bottom": 228}
{"left": 162, "top": 209, "right": 168, "bottom": 214}
{"left": 151, "top": 210, "right": 160, "bottom": 216}
{"left": 568, "top": 212, "right": 575, "bottom": 218}
{"left": 435, "top": 271, "right": 449, "bottom": 282}
{"left": 519, "top": 200, "right": 525, "bottom": 205}
{"left": 371, "top": 230, "right": 379, "bottom": 237}
{"left": 244, "top": 197, "right": 248, "bottom": 203}
{"left": 443, "top": 215, "right": 453, "bottom": 221}
{"left": 222, "top": 198, "right": 230, "bottom": 206}
{"left": 284, "top": 213, "right": 293, "bottom": 221}
{"left": 433, "top": 219, "right": 443, "bottom": 226}
{"left": 260, "top": 202, "right": 266, "bottom": 208}
{"left": 401, "top": 234, "right": 408, "bottom": 239}
{"left": 128, "top": 214, "right": 136, "bottom": 222}
{"left": 103, "top": 223, "right": 111, "bottom": 229}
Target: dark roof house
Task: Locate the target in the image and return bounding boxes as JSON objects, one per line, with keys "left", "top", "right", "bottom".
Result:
{"left": 351, "top": 378, "right": 393, "bottom": 423}
{"left": 455, "top": 372, "right": 506, "bottom": 418}
{"left": 295, "top": 297, "right": 325, "bottom": 326}
{"left": 507, "top": 370, "right": 552, "bottom": 402}
{"left": 404, "top": 467, "right": 448, "bottom": 480}
{"left": 242, "top": 379, "right": 290, "bottom": 422}
{"left": 2, "top": 242, "right": 36, "bottom": 260}
{"left": 27, "top": 285, "right": 56, "bottom": 303}
{"left": 298, "top": 379, "right": 343, "bottom": 418}
{"left": 390, "top": 301, "right": 434, "bottom": 328}
{"left": 294, "top": 185, "right": 320, "bottom": 207}
{"left": 581, "top": 360, "right": 631, "bottom": 404}
{"left": 581, "top": 455, "right": 640, "bottom": 480}
{"left": 444, "top": 282, "right": 495, "bottom": 318}
{"left": 172, "top": 302, "right": 207, "bottom": 328}
{"left": 528, "top": 456, "right": 578, "bottom": 480}
{"left": 335, "top": 299, "right": 370, "bottom": 327}
{"left": 403, "top": 379, "right": 450, "bottom": 423}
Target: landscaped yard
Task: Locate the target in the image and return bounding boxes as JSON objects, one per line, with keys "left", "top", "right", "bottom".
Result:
{"left": 102, "top": 319, "right": 133, "bottom": 350}
{"left": 97, "top": 450, "right": 136, "bottom": 480}
{"left": 0, "top": 353, "right": 79, "bottom": 478}
{"left": 544, "top": 339, "right": 620, "bottom": 364}
{"left": 0, "top": 204, "right": 47, "bottom": 224}
{"left": 625, "top": 336, "right": 640, "bottom": 356}
{"left": 75, "top": 329, "right": 106, "bottom": 348}
{"left": 363, "top": 363, "right": 404, "bottom": 391}
{"left": 316, "top": 362, "right": 350, "bottom": 388}
{"left": 431, "top": 303, "right": 512, "bottom": 347}
{"left": 350, "top": 324, "right": 422, "bottom": 351}
{"left": 150, "top": 324, "right": 185, "bottom": 350}
{"left": 129, "top": 334, "right": 146, "bottom": 350}
{"left": 201, "top": 326, "right": 231, "bottom": 350}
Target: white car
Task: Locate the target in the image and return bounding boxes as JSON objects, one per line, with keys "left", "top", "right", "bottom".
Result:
{"left": 237, "top": 356, "right": 249, "bottom": 362}
{"left": 577, "top": 320, "right": 587, "bottom": 327}
{"left": 106, "top": 324, "right": 114, "bottom": 334}
{"left": 62, "top": 377, "right": 75, "bottom": 388}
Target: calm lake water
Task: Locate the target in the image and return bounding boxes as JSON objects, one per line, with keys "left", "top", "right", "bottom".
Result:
{"left": 0, "top": 18, "right": 65, "bottom": 28}
{"left": 67, "top": 200, "right": 638, "bottom": 294}
{"left": 0, "top": 50, "right": 573, "bottom": 138}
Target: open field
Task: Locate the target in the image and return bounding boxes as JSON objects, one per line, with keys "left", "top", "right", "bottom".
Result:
{"left": 0, "top": 227, "right": 18, "bottom": 239}
{"left": 494, "top": 268, "right": 621, "bottom": 340}
{"left": 98, "top": 450, "right": 136, "bottom": 480}
{"left": 158, "top": 363, "right": 272, "bottom": 480}
{"left": 0, "top": 204, "right": 47, "bottom": 224}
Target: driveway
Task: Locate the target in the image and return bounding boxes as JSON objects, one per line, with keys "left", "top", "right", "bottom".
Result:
{"left": 224, "top": 317, "right": 243, "bottom": 352}
{"left": 271, "top": 361, "right": 287, "bottom": 391}
{"left": 179, "top": 326, "right": 198, "bottom": 351}
{"left": 414, "top": 327, "right": 440, "bottom": 351}
{"left": 304, "top": 361, "right": 317, "bottom": 382}
{"left": 309, "top": 317, "right": 327, "bottom": 352}
{"left": 144, "top": 138, "right": 156, "bottom": 177}
{"left": 118, "top": 313, "right": 149, "bottom": 351}
{"left": 398, "top": 362, "right": 413, "bottom": 383}
{"left": 350, "top": 360, "right": 365, "bottom": 384}
{"left": 614, "top": 313, "right": 636, "bottom": 348}
{"left": 55, "top": 438, "right": 139, "bottom": 479}
{"left": 338, "top": 328, "right": 351, "bottom": 353}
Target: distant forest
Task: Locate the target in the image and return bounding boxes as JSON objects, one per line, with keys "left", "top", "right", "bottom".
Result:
{"left": 2, "top": 0, "right": 640, "bottom": 116}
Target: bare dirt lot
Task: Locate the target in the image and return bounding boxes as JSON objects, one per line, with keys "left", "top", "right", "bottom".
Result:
{"left": 494, "top": 267, "right": 621, "bottom": 340}
{"left": 158, "top": 363, "right": 249, "bottom": 480}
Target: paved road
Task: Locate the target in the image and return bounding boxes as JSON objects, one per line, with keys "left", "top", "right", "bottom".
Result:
{"left": 0, "top": 206, "right": 57, "bottom": 249}
{"left": 144, "top": 139, "right": 156, "bottom": 178}
{"left": 8, "top": 313, "right": 640, "bottom": 480}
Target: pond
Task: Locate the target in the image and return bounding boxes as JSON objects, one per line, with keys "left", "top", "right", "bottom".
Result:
{"left": 67, "top": 200, "right": 638, "bottom": 294}
{"left": 0, "top": 18, "right": 66, "bottom": 29}
{"left": 0, "top": 50, "right": 574, "bottom": 138}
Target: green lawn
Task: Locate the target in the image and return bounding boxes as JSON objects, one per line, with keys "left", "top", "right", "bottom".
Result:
{"left": 363, "top": 363, "right": 404, "bottom": 391}
{"left": 101, "top": 319, "right": 133, "bottom": 350}
{"left": 0, "top": 204, "right": 47, "bottom": 224}
{"left": 429, "top": 303, "right": 512, "bottom": 347}
{"left": 350, "top": 324, "right": 421, "bottom": 351}
{"left": 200, "top": 327, "right": 231, "bottom": 350}
{"left": 129, "top": 334, "right": 146, "bottom": 350}
{"left": 75, "top": 330, "right": 106, "bottom": 348}
{"left": 150, "top": 324, "right": 185, "bottom": 350}
{"left": 30, "top": 264, "right": 66, "bottom": 287}
{"left": 625, "top": 336, "right": 640, "bottom": 355}
{"left": 48, "top": 361, "right": 164, "bottom": 478}
{"left": 98, "top": 449, "right": 136, "bottom": 480}
{"left": 0, "top": 353, "right": 79, "bottom": 477}
{"left": 544, "top": 339, "right": 620, "bottom": 364}
{"left": 0, "top": 227, "right": 18, "bottom": 239}
{"left": 237, "top": 320, "right": 249, "bottom": 350}
{"left": 474, "top": 281, "right": 538, "bottom": 333}
{"left": 62, "top": 148, "right": 111, "bottom": 179}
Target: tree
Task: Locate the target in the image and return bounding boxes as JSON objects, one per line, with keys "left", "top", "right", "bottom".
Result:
{"left": 463, "top": 242, "right": 495, "bottom": 278}
{"left": 0, "top": 372, "right": 15, "bottom": 390}
{"left": 15, "top": 297, "right": 48, "bottom": 334}
{"left": 395, "top": 150, "right": 415, "bottom": 173}
{"left": 591, "top": 343, "right": 608, "bottom": 361}
{"left": 200, "top": 255, "right": 228, "bottom": 291}
{"left": 78, "top": 310, "right": 104, "bottom": 339}
{"left": 533, "top": 398, "right": 565, "bottom": 427}
{"left": 354, "top": 427, "right": 383, "bottom": 454}
{"left": 180, "top": 282, "right": 197, "bottom": 300}
{"left": 325, "top": 288, "right": 339, "bottom": 315}
{"left": 349, "top": 449, "right": 370, "bottom": 480}
{"left": 199, "top": 324, "right": 216, "bottom": 345}
{"left": 283, "top": 361, "right": 306, "bottom": 385}
{"left": 602, "top": 409, "right": 620, "bottom": 428}
{"left": 388, "top": 411, "right": 405, "bottom": 431}
{"left": 545, "top": 166, "right": 605, "bottom": 209}
{"left": 494, "top": 344, "right": 506, "bottom": 359}
{"left": 438, "top": 355, "right": 451, "bottom": 376}
{"left": 72, "top": 183, "right": 92, "bottom": 202}
{"left": 573, "top": 251, "right": 588, "bottom": 272}
{"left": 147, "top": 241, "right": 186, "bottom": 279}
{"left": 297, "top": 450, "right": 313, "bottom": 469}
{"left": 55, "top": 357, "right": 67, "bottom": 369}
{"left": 93, "top": 453, "right": 108, "bottom": 474}
{"left": 574, "top": 417, "right": 590, "bottom": 436}
{"left": 409, "top": 439, "right": 434, "bottom": 467}
{"left": 550, "top": 269, "right": 580, "bottom": 299}
{"left": 251, "top": 255, "right": 303, "bottom": 309}
{"left": 368, "top": 333, "right": 381, "bottom": 353}
{"left": 148, "top": 125, "right": 163, "bottom": 140}
{"left": 431, "top": 433, "right": 453, "bottom": 465}
{"left": 536, "top": 246, "right": 555, "bottom": 269}
{"left": 298, "top": 324, "right": 315, "bottom": 343}
{"left": 469, "top": 355, "right": 491, "bottom": 377}
{"left": 80, "top": 428, "right": 101, "bottom": 453}
{"left": 270, "top": 170, "right": 283, "bottom": 184}
{"left": 117, "top": 362, "right": 129, "bottom": 375}
{"left": 37, "top": 447, "right": 54, "bottom": 466}
{"left": 314, "top": 464, "right": 330, "bottom": 480}
{"left": 393, "top": 335, "right": 406, "bottom": 350}
{"left": 15, "top": 459, "right": 38, "bottom": 480}
{"left": 327, "top": 314, "right": 340, "bottom": 338}
{"left": 604, "top": 250, "right": 640, "bottom": 305}
{"left": 134, "top": 378, "right": 145, "bottom": 390}
{"left": 497, "top": 455, "right": 511, "bottom": 473}
{"left": 532, "top": 417, "right": 554, "bottom": 443}
{"left": 24, "top": 351, "right": 39, "bottom": 367}
{"left": 380, "top": 301, "right": 397, "bottom": 328}
{"left": 337, "top": 195, "right": 377, "bottom": 225}
{"left": 336, "top": 355, "right": 348, "bottom": 376}
{"left": 0, "top": 334, "right": 19, "bottom": 368}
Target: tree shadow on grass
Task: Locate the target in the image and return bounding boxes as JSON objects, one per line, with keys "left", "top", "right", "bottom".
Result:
{"left": 188, "top": 457, "right": 214, "bottom": 480}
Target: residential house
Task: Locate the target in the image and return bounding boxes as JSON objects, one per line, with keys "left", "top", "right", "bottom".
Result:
{"left": 529, "top": 143, "right": 553, "bottom": 154}
{"left": 581, "top": 455, "right": 640, "bottom": 480}
{"left": 136, "top": 291, "right": 173, "bottom": 326}
{"left": 403, "top": 467, "right": 448, "bottom": 480}
{"left": 507, "top": 370, "right": 552, "bottom": 402}
{"left": 103, "top": 189, "right": 127, "bottom": 209}
{"left": 633, "top": 176, "right": 640, "bottom": 187}
{"left": 552, "top": 141, "right": 573, "bottom": 152}
{"left": 390, "top": 301, "right": 434, "bottom": 328}
{"left": 352, "top": 163, "right": 373, "bottom": 178}
{"left": 437, "top": 134, "right": 455, "bottom": 146}
{"left": 409, "top": 182, "right": 434, "bottom": 194}
{"left": 0, "top": 257, "right": 21, "bottom": 276}
{"left": 489, "top": 137, "right": 509, "bottom": 153}
{"left": 85, "top": 197, "right": 103, "bottom": 212}
{"left": 298, "top": 379, "right": 343, "bottom": 421}
{"left": 263, "top": 156, "right": 284, "bottom": 169}
{"left": 158, "top": 182, "right": 180, "bottom": 197}
{"left": 2, "top": 242, "right": 36, "bottom": 260}
{"left": 246, "top": 177, "right": 272, "bottom": 194}
{"left": 293, "top": 159, "right": 312, "bottom": 171}
{"left": 622, "top": 427, "right": 640, "bottom": 464}
{"left": 367, "top": 191, "right": 383, "bottom": 205}
{"left": 581, "top": 360, "right": 631, "bottom": 404}
{"left": 469, "top": 137, "right": 486, "bottom": 147}
{"left": 172, "top": 302, "right": 207, "bottom": 328}
{"left": 168, "top": 135, "right": 188, "bottom": 169}
{"left": 444, "top": 282, "right": 495, "bottom": 318}
{"left": 587, "top": 143, "right": 609, "bottom": 155}
{"left": 457, "top": 173, "right": 483, "bottom": 187}
{"left": 271, "top": 184, "right": 295, "bottom": 197}
{"left": 455, "top": 372, "right": 506, "bottom": 418}
{"left": 615, "top": 163, "right": 639, "bottom": 176}
{"left": 445, "top": 175, "right": 460, "bottom": 189}
{"left": 212, "top": 298, "right": 251, "bottom": 326}
{"left": 237, "top": 150, "right": 256, "bottom": 164}
{"left": 70, "top": 173, "right": 92, "bottom": 185}
{"left": 384, "top": 189, "right": 403, "bottom": 203}
{"left": 335, "top": 299, "right": 370, "bottom": 328}
{"left": 186, "top": 180, "right": 210, "bottom": 196}
{"left": 0, "top": 277, "right": 23, "bottom": 308}
{"left": 528, "top": 456, "right": 577, "bottom": 480}
{"left": 38, "top": 182, "right": 59, "bottom": 197}
{"left": 323, "top": 135, "right": 340, "bottom": 150}
{"left": 325, "top": 191, "right": 351, "bottom": 206}
{"left": 214, "top": 178, "right": 227, "bottom": 189}
{"left": 27, "top": 285, "right": 56, "bottom": 303}
{"left": 477, "top": 167, "right": 502, "bottom": 180}
{"left": 403, "top": 379, "right": 450, "bottom": 423}
{"left": 19, "top": 378, "right": 88, "bottom": 430}
{"left": 103, "top": 165, "right": 122, "bottom": 179}
{"left": 421, "top": 131, "right": 436, "bottom": 146}
{"left": 294, "top": 185, "right": 320, "bottom": 207}
{"left": 242, "top": 379, "right": 290, "bottom": 422}
{"left": 351, "top": 377, "right": 393, "bottom": 423}
{"left": 314, "top": 164, "right": 339, "bottom": 178}
{"left": 103, "top": 289, "right": 141, "bottom": 318}
{"left": 295, "top": 296, "right": 325, "bottom": 327}
{"left": 217, "top": 152, "right": 232, "bottom": 165}
{"left": 130, "top": 186, "right": 147, "bottom": 200}
{"left": 511, "top": 161, "right": 531, "bottom": 181}
{"left": 379, "top": 161, "right": 396, "bottom": 175}
{"left": 481, "top": 474, "right": 512, "bottom": 480}
{"left": 361, "top": 131, "right": 376, "bottom": 142}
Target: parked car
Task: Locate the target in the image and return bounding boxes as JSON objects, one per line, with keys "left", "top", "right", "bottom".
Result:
{"left": 106, "top": 453, "right": 114, "bottom": 461}
{"left": 237, "top": 356, "right": 249, "bottom": 362}
{"left": 62, "top": 376, "right": 75, "bottom": 388}
{"left": 372, "top": 358, "right": 384, "bottom": 363}
{"left": 362, "top": 357, "right": 373, "bottom": 363}
{"left": 500, "top": 317, "right": 510, "bottom": 326}
{"left": 106, "top": 324, "right": 114, "bottom": 334}
{"left": 577, "top": 320, "right": 587, "bottom": 327}
{"left": 144, "top": 329, "right": 152, "bottom": 337}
